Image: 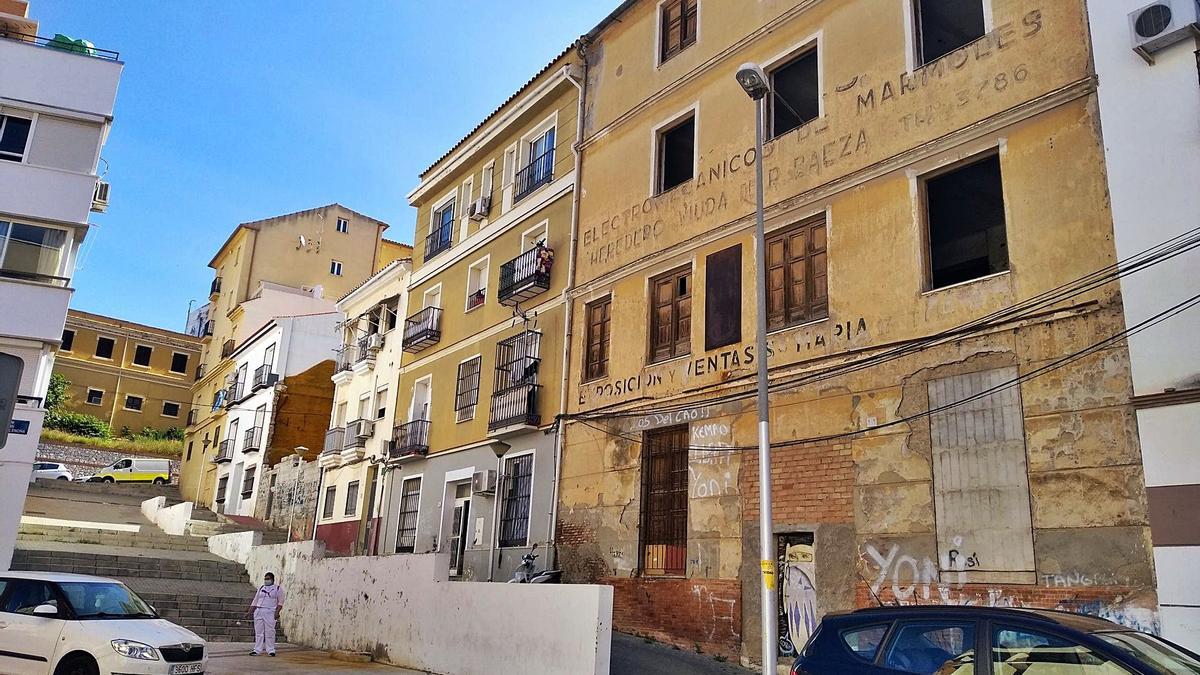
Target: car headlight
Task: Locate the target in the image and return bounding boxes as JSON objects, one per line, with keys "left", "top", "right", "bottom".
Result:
{"left": 111, "top": 639, "right": 159, "bottom": 660}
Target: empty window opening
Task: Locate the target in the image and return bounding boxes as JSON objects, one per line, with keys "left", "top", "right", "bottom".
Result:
{"left": 925, "top": 153, "right": 1008, "bottom": 289}
{"left": 916, "top": 0, "right": 986, "bottom": 65}
{"left": 133, "top": 345, "right": 152, "bottom": 367}
{"left": 95, "top": 336, "right": 115, "bottom": 359}
{"left": 61, "top": 329, "right": 74, "bottom": 351}
{"left": 657, "top": 115, "right": 695, "bottom": 194}
{"left": 770, "top": 48, "right": 820, "bottom": 138}
{"left": 86, "top": 388, "right": 103, "bottom": 405}
{"left": 170, "top": 352, "right": 189, "bottom": 374}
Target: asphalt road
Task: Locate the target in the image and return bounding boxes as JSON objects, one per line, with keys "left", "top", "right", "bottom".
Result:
{"left": 611, "top": 632, "right": 755, "bottom": 675}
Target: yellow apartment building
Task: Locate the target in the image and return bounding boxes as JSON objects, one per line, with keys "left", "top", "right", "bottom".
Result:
{"left": 315, "top": 256, "right": 411, "bottom": 556}
{"left": 54, "top": 309, "right": 201, "bottom": 434}
{"left": 387, "top": 49, "right": 581, "bottom": 580}
{"left": 180, "top": 204, "right": 392, "bottom": 504}
{"left": 556, "top": 0, "right": 1156, "bottom": 664}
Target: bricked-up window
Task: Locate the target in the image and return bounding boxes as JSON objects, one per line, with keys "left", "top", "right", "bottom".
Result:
{"left": 499, "top": 454, "right": 533, "bottom": 547}
{"left": 60, "top": 329, "right": 74, "bottom": 351}
{"left": 396, "top": 477, "right": 421, "bottom": 553}
{"left": 583, "top": 296, "right": 612, "bottom": 381}
{"left": 322, "top": 485, "right": 336, "bottom": 519}
{"left": 640, "top": 425, "right": 689, "bottom": 575}
{"left": 649, "top": 266, "right": 691, "bottom": 363}
{"left": 770, "top": 48, "right": 820, "bottom": 138}
{"left": 345, "top": 480, "right": 360, "bottom": 517}
{"left": 928, "top": 367, "right": 1035, "bottom": 583}
{"left": 454, "top": 356, "right": 482, "bottom": 422}
{"left": 767, "top": 217, "right": 828, "bottom": 331}
{"left": 95, "top": 336, "right": 115, "bottom": 359}
{"left": 704, "top": 245, "right": 741, "bottom": 350}
{"left": 660, "top": 0, "right": 697, "bottom": 63}
{"left": 915, "top": 0, "right": 986, "bottom": 65}
{"left": 133, "top": 345, "right": 152, "bottom": 367}
{"left": 924, "top": 153, "right": 1008, "bottom": 289}
{"left": 170, "top": 352, "right": 189, "bottom": 374}
{"left": 657, "top": 115, "right": 695, "bottom": 194}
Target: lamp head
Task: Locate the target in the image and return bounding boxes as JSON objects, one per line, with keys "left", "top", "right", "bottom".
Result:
{"left": 489, "top": 440, "right": 512, "bottom": 458}
{"left": 735, "top": 62, "right": 769, "bottom": 100}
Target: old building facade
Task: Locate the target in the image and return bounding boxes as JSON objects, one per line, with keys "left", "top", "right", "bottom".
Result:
{"left": 55, "top": 309, "right": 200, "bottom": 434}
{"left": 389, "top": 50, "right": 581, "bottom": 581}
{"left": 317, "top": 257, "right": 411, "bottom": 556}
{"left": 180, "top": 204, "right": 392, "bottom": 504}
{"left": 555, "top": 0, "right": 1158, "bottom": 664}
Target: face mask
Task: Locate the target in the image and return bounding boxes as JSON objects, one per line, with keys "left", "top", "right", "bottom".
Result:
{"left": 264, "top": 579, "right": 274, "bottom": 587}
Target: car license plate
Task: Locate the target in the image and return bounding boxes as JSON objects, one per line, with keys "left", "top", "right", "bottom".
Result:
{"left": 169, "top": 664, "right": 203, "bottom": 674}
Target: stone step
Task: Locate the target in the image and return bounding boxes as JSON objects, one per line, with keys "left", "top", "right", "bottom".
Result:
{"left": 30, "top": 478, "right": 183, "bottom": 501}
{"left": 10, "top": 549, "right": 250, "bottom": 584}
{"left": 138, "top": 592, "right": 285, "bottom": 643}
{"left": 17, "top": 526, "right": 211, "bottom": 551}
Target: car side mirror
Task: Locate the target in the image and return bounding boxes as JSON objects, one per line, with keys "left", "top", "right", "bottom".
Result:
{"left": 32, "top": 604, "right": 58, "bottom": 617}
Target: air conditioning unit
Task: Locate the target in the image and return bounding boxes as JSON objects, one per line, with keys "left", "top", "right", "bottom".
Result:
{"left": 472, "top": 470, "right": 497, "bottom": 494}
{"left": 367, "top": 333, "right": 384, "bottom": 351}
{"left": 91, "top": 180, "right": 110, "bottom": 213}
{"left": 1129, "top": 0, "right": 1199, "bottom": 62}
{"left": 350, "top": 419, "right": 375, "bottom": 439}
{"left": 467, "top": 196, "right": 492, "bottom": 221}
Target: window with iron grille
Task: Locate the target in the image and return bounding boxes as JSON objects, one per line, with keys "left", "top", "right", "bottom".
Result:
{"left": 660, "top": 0, "right": 698, "bottom": 63}
{"left": 640, "top": 425, "right": 689, "bottom": 575}
{"left": 499, "top": 454, "right": 533, "bottom": 548}
{"left": 396, "top": 477, "right": 421, "bottom": 553}
{"left": 766, "top": 217, "right": 828, "bottom": 331}
{"left": 583, "top": 296, "right": 611, "bottom": 381}
{"left": 649, "top": 267, "right": 691, "bottom": 363}
{"left": 322, "top": 485, "right": 336, "bottom": 519}
{"left": 455, "top": 356, "right": 482, "bottom": 422}
{"left": 345, "top": 481, "right": 360, "bottom": 517}
{"left": 241, "top": 466, "right": 256, "bottom": 498}
{"left": 216, "top": 476, "right": 229, "bottom": 504}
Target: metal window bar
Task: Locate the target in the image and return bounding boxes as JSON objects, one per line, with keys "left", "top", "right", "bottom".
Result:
{"left": 242, "top": 426, "right": 262, "bottom": 452}
{"left": 402, "top": 307, "right": 442, "bottom": 352}
{"left": 390, "top": 419, "right": 430, "bottom": 459}
{"left": 513, "top": 147, "right": 555, "bottom": 203}
{"left": 194, "top": 363, "right": 207, "bottom": 381}
{"left": 640, "top": 426, "right": 689, "bottom": 575}
{"left": 498, "top": 246, "right": 553, "bottom": 305}
{"left": 466, "top": 288, "right": 486, "bottom": 310}
{"left": 225, "top": 381, "right": 243, "bottom": 406}
{"left": 253, "top": 364, "right": 273, "bottom": 389}
{"left": 241, "top": 469, "right": 256, "bottom": 497}
{"left": 499, "top": 455, "right": 533, "bottom": 547}
{"left": 0, "top": 269, "right": 70, "bottom": 286}
{"left": 336, "top": 344, "right": 357, "bottom": 372}
{"left": 209, "top": 277, "right": 222, "bottom": 296}
{"left": 201, "top": 320, "right": 214, "bottom": 337}
{"left": 186, "top": 408, "right": 197, "bottom": 427}
{"left": 489, "top": 331, "right": 542, "bottom": 430}
{"left": 396, "top": 478, "right": 421, "bottom": 553}
{"left": 215, "top": 478, "right": 228, "bottom": 503}
{"left": 425, "top": 207, "right": 454, "bottom": 258}
{"left": 221, "top": 339, "right": 236, "bottom": 358}
{"left": 215, "top": 440, "right": 234, "bottom": 463}
{"left": 455, "top": 357, "right": 482, "bottom": 422}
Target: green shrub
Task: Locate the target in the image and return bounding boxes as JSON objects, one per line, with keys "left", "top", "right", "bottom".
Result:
{"left": 46, "top": 373, "right": 70, "bottom": 411}
{"left": 45, "top": 410, "right": 111, "bottom": 439}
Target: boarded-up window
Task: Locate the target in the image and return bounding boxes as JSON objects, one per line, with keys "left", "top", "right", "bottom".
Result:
{"left": 396, "top": 477, "right": 421, "bottom": 553}
{"left": 925, "top": 152, "right": 1008, "bottom": 289}
{"left": 928, "top": 367, "right": 1035, "bottom": 584}
{"left": 584, "top": 296, "right": 612, "bottom": 381}
{"left": 640, "top": 425, "right": 689, "bottom": 575}
{"left": 455, "top": 356, "right": 482, "bottom": 422}
{"left": 704, "top": 245, "right": 741, "bottom": 350}
{"left": 766, "top": 218, "right": 828, "bottom": 331}
{"left": 649, "top": 267, "right": 692, "bottom": 363}
{"left": 499, "top": 454, "right": 533, "bottom": 548}
{"left": 660, "top": 0, "right": 698, "bottom": 63}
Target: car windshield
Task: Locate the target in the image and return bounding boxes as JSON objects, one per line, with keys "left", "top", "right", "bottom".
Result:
{"left": 57, "top": 582, "right": 157, "bottom": 620}
{"left": 1096, "top": 632, "right": 1200, "bottom": 674}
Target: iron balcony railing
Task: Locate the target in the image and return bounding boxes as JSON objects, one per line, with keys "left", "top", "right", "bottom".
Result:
{"left": 209, "top": 277, "right": 222, "bottom": 297}
{"left": 323, "top": 427, "right": 345, "bottom": 455}
{"left": 0, "top": 269, "right": 71, "bottom": 287}
{"left": 220, "top": 339, "right": 236, "bottom": 358}
{"left": 252, "top": 364, "right": 275, "bottom": 390}
{"left": 498, "top": 246, "right": 553, "bottom": 306}
{"left": 355, "top": 335, "right": 381, "bottom": 362}
{"left": 467, "top": 289, "right": 486, "bottom": 310}
{"left": 390, "top": 420, "right": 430, "bottom": 460}
{"left": 186, "top": 408, "right": 198, "bottom": 427}
{"left": 225, "top": 381, "right": 243, "bottom": 406}
{"left": 0, "top": 31, "right": 120, "bottom": 60}
{"left": 489, "top": 382, "right": 542, "bottom": 431}
{"left": 201, "top": 320, "right": 214, "bottom": 338}
{"left": 336, "top": 345, "right": 357, "bottom": 372}
{"left": 489, "top": 330, "right": 542, "bottom": 431}
{"left": 402, "top": 307, "right": 442, "bottom": 353}
{"left": 425, "top": 221, "right": 453, "bottom": 259}
{"left": 214, "top": 440, "right": 234, "bottom": 463}
{"left": 513, "top": 148, "right": 554, "bottom": 203}
{"left": 194, "top": 363, "right": 207, "bottom": 381}
{"left": 242, "top": 426, "right": 262, "bottom": 452}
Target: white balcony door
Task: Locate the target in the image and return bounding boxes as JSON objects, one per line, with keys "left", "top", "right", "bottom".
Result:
{"left": 411, "top": 379, "right": 431, "bottom": 422}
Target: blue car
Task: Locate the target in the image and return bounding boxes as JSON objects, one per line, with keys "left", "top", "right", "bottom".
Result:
{"left": 791, "top": 605, "right": 1200, "bottom": 674}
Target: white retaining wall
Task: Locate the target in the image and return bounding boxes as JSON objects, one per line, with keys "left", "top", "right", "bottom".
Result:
{"left": 244, "top": 541, "right": 612, "bottom": 675}
{"left": 207, "top": 530, "right": 261, "bottom": 564}
{"left": 140, "top": 497, "right": 193, "bottom": 536}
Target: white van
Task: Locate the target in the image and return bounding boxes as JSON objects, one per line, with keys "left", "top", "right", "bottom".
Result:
{"left": 90, "top": 457, "right": 171, "bottom": 484}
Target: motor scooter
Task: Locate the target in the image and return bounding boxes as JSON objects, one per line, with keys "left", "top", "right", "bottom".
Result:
{"left": 507, "top": 543, "right": 562, "bottom": 583}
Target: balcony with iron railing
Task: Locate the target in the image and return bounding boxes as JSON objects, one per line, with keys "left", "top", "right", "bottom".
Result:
{"left": 489, "top": 330, "right": 542, "bottom": 434}
{"left": 224, "top": 381, "right": 243, "bottom": 407}
{"left": 498, "top": 245, "right": 553, "bottom": 306}
{"left": 343, "top": 419, "right": 370, "bottom": 450}
{"left": 425, "top": 221, "right": 453, "bottom": 260}
{"left": 194, "top": 363, "right": 207, "bottom": 381}
{"left": 209, "top": 277, "right": 222, "bottom": 298}
{"left": 220, "top": 339, "right": 236, "bottom": 358}
{"left": 402, "top": 307, "right": 442, "bottom": 353}
{"left": 242, "top": 426, "right": 262, "bottom": 453}
{"left": 467, "top": 288, "right": 486, "bottom": 310}
{"left": 252, "top": 364, "right": 275, "bottom": 390}
{"left": 186, "top": 408, "right": 198, "bottom": 427}
{"left": 201, "top": 320, "right": 214, "bottom": 339}
{"left": 320, "top": 427, "right": 345, "bottom": 468}
{"left": 389, "top": 419, "right": 430, "bottom": 461}
{"left": 513, "top": 147, "right": 554, "bottom": 203}
{"left": 214, "top": 440, "right": 234, "bottom": 463}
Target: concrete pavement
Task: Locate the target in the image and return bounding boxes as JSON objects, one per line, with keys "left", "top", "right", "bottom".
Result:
{"left": 611, "top": 632, "right": 754, "bottom": 674}
{"left": 206, "top": 643, "right": 425, "bottom": 673}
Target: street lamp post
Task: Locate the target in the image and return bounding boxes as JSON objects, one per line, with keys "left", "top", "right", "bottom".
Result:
{"left": 735, "top": 62, "right": 778, "bottom": 675}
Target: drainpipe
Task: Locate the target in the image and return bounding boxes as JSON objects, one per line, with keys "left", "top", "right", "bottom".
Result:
{"left": 547, "top": 41, "right": 589, "bottom": 570}
{"left": 108, "top": 338, "right": 130, "bottom": 428}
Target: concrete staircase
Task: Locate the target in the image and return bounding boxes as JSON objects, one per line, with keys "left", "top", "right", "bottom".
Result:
{"left": 14, "top": 479, "right": 287, "bottom": 643}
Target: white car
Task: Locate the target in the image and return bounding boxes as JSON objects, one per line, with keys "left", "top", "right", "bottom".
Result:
{"left": 0, "top": 571, "right": 207, "bottom": 675}
{"left": 32, "top": 462, "right": 73, "bottom": 481}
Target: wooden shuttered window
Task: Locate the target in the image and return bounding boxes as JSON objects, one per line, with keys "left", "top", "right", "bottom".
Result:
{"left": 766, "top": 217, "right": 828, "bottom": 331}
{"left": 640, "top": 425, "right": 689, "bottom": 575}
{"left": 649, "top": 267, "right": 692, "bottom": 363}
{"left": 660, "top": 0, "right": 698, "bottom": 63}
{"left": 584, "top": 296, "right": 612, "bottom": 381}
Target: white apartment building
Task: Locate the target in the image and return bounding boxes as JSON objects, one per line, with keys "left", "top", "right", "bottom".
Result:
{"left": 1088, "top": 0, "right": 1200, "bottom": 649}
{"left": 0, "top": 1, "right": 122, "bottom": 569}
{"left": 316, "top": 259, "right": 410, "bottom": 556}
{"left": 210, "top": 312, "right": 343, "bottom": 518}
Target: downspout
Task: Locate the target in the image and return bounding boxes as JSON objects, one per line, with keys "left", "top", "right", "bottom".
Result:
{"left": 108, "top": 338, "right": 130, "bottom": 428}
{"left": 548, "top": 41, "right": 589, "bottom": 569}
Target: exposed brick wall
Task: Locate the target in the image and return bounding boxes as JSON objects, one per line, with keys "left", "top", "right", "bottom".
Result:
{"left": 610, "top": 577, "right": 742, "bottom": 658}
{"left": 742, "top": 441, "right": 854, "bottom": 523}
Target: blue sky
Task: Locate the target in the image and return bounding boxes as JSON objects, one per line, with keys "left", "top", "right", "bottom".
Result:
{"left": 36, "top": 0, "right": 613, "bottom": 331}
